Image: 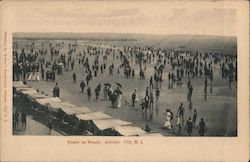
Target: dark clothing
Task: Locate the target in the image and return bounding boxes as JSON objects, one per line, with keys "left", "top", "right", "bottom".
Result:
{"left": 146, "top": 88, "right": 149, "bottom": 96}
{"left": 156, "top": 89, "right": 160, "bottom": 101}
{"left": 21, "top": 113, "right": 26, "bottom": 123}
{"left": 156, "top": 89, "right": 160, "bottom": 97}
{"left": 14, "top": 112, "right": 19, "bottom": 129}
{"left": 198, "top": 121, "right": 207, "bottom": 136}
{"left": 178, "top": 106, "right": 184, "bottom": 119}
{"left": 186, "top": 120, "right": 193, "bottom": 136}
{"left": 114, "top": 88, "right": 122, "bottom": 95}
{"left": 95, "top": 87, "right": 100, "bottom": 100}
{"left": 193, "top": 112, "right": 197, "bottom": 124}
{"left": 73, "top": 73, "right": 76, "bottom": 83}
{"left": 87, "top": 88, "right": 91, "bottom": 100}
{"left": 48, "top": 121, "right": 53, "bottom": 129}
{"left": 132, "top": 92, "right": 136, "bottom": 106}
{"left": 80, "top": 81, "right": 85, "bottom": 93}
{"left": 187, "top": 80, "right": 191, "bottom": 88}
{"left": 111, "top": 93, "right": 117, "bottom": 107}
{"left": 53, "top": 86, "right": 60, "bottom": 97}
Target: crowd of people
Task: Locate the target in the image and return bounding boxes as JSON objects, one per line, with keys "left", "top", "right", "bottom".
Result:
{"left": 163, "top": 103, "right": 207, "bottom": 136}
{"left": 13, "top": 39, "right": 237, "bottom": 136}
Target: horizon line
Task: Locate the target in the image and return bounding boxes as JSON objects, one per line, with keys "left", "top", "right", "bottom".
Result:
{"left": 13, "top": 32, "right": 237, "bottom": 38}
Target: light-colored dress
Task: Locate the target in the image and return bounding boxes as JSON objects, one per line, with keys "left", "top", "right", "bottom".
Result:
{"left": 32, "top": 72, "right": 37, "bottom": 81}
{"left": 176, "top": 116, "right": 182, "bottom": 126}
{"left": 135, "top": 93, "right": 139, "bottom": 102}
{"left": 32, "top": 72, "right": 41, "bottom": 81}
{"left": 28, "top": 72, "right": 33, "bottom": 81}
{"left": 164, "top": 112, "right": 172, "bottom": 129}
{"left": 116, "top": 94, "right": 122, "bottom": 108}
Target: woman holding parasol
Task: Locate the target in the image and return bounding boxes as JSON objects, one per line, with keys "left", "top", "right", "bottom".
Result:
{"left": 163, "top": 109, "right": 173, "bottom": 130}
{"left": 114, "top": 83, "right": 123, "bottom": 108}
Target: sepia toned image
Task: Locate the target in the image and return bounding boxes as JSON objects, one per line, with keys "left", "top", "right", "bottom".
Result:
{"left": 12, "top": 9, "right": 237, "bottom": 137}
{"left": 1, "top": 1, "right": 249, "bottom": 162}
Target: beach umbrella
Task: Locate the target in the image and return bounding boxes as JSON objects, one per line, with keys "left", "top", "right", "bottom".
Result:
{"left": 104, "top": 83, "right": 111, "bottom": 87}
{"left": 165, "top": 109, "right": 170, "bottom": 112}
{"left": 116, "top": 83, "right": 122, "bottom": 88}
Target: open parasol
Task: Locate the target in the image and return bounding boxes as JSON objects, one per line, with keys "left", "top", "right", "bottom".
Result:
{"left": 116, "top": 82, "right": 122, "bottom": 88}
{"left": 104, "top": 83, "right": 111, "bottom": 87}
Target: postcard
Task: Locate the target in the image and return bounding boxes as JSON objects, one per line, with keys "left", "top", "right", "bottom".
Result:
{"left": 0, "top": 0, "right": 249, "bottom": 161}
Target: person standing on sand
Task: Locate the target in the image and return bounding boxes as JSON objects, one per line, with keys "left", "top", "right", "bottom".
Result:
{"left": 177, "top": 103, "right": 185, "bottom": 124}
{"left": 131, "top": 89, "right": 137, "bottom": 107}
{"left": 73, "top": 72, "right": 76, "bottom": 84}
{"left": 145, "top": 86, "right": 149, "bottom": 97}
{"left": 149, "top": 76, "right": 153, "bottom": 89}
{"left": 80, "top": 80, "right": 85, "bottom": 93}
{"left": 111, "top": 92, "right": 117, "bottom": 108}
{"left": 185, "top": 117, "right": 193, "bottom": 136}
{"left": 187, "top": 79, "right": 191, "bottom": 88}
{"left": 163, "top": 109, "right": 173, "bottom": 130}
{"left": 155, "top": 87, "right": 160, "bottom": 102}
{"left": 48, "top": 119, "right": 53, "bottom": 135}
{"left": 53, "top": 82, "right": 60, "bottom": 97}
{"left": 114, "top": 87, "right": 123, "bottom": 108}
{"left": 192, "top": 109, "right": 197, "bottom": 127}
{"left": 198, "top": 118, "right": 207, "bottom": 136}
{"left": 95, "top": 83, "right": 101, "bottom": 101}
{"left": 175, "top": 114, "right": 182, "bottom": 135}
{"left": 14, "top": 111, "right": 19, "bottom": 130}
{"left": 87, "top": 87, "right": 91, "bottom": 101}
{"left": 187, "top": 85, "right": 193, "bottom": 101}
{"left": 21, "top": 112, "right": 27, "bottom": 129}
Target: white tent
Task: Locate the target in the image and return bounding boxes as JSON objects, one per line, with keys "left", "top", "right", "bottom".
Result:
{"left": 13, "top": 81, "right": 29, "bottom": 88}
{"left": 105, "top": 119, "right": 132, "bottom": 126}
{"left": 13, "top": 81, "right": 24, "bottom": 87}
{"left": 48, "top": 101, "right": 76, "bottom": 111}
{"left": 13, "top": 84, "right": 29, "bottom": 88}
{"left": 60, "top": 107, "right": 79, "bottom": 115}
{"left": 20, "top": 89, "right": 38, "bottom": 94}
{"left": 75, "top": 112, "right": 114, "bottom": 135}
{"left": 113, "top": 126, "right": 147, "bottom": 136}
{"left": 76, "top": 112, "right": 113, "bottom": 121}
{"left": 70, "top": 106, "right": 92, "bottom": 114}
{"left": 35, "top": 97, "right": 61, "bottom": 106}
{"left": 60, "top": 106, "right": 92, "bottom": 115}
{"left": 26, "top": 93, "right": 47, "bottom": 101}
{"left": 91, "top": 119, "right": 132, "bottom": 132}
{"left": 139, "top": 133, "right": 164, "bottom": 137}
{"left": 15, "top": 87, "right": 35, "bottom": 93}
{"left": 91, "top": 119, "right": 119, "bottom": 131}
{"left": 48, "top": 97, "right": 62, "bottom": 103}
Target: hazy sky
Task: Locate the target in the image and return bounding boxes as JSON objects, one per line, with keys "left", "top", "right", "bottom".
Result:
{"left": 12, "top": 2, "right": 236, "bottom": 36}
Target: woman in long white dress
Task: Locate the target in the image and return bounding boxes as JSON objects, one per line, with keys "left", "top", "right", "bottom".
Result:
{"left": 116, "top": 94, "right": 122, "bottom": 108}
{"left": 28, "top": 72, "right": 33, "bottom": 81}
{"left": 164, "top": 109, "right": 173, "bottom": 129}
{"left": 114, "top": 87, "right": 122, "bottom": 108}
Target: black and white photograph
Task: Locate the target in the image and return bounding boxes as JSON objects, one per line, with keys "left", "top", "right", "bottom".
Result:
{"left": 11, "top": 6, "right": 238, "bottom": 137}
{"left": 2, "top": 1, "right": 250, "bottom": 162}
